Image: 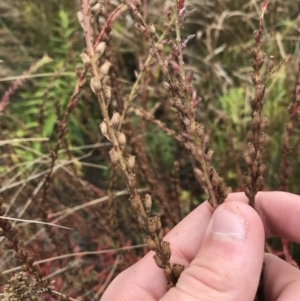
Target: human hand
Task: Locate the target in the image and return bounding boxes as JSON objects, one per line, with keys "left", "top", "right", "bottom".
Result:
{"left": 101, "top": 192, "right": 300, "bottom": 301}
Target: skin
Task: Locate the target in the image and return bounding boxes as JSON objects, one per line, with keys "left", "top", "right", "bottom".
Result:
{"left": 101, "top": 191, "right": 300, "bottom": 301}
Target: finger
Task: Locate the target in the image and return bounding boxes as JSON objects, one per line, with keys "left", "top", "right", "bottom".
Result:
{"left": 263, "top": 253, "right": 300, "bottom": 301}
{"left": 256, "top": 191, "right": 300, "bottom": 242}
{"left": 162, "top": 201, "right": 265, "bottom": 301}
{"left": 226, "top": 191, "right": 300, "bottom": 242}
{"left": 101, "top": 201, "right": 214, "bottom": 301}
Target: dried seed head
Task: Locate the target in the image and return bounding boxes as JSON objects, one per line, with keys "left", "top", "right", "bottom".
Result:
{"left": 161, "top": 62, "right": 169, "bottom": 75}
{"left": 218, "top": 182, "right": 228, "bottom": 200}
{"left": 137, "top": 215, "right": 147, "bottom": 228}
{"left": 211, "top": 172, "right": 221, "bottom": 186}
{"left": 255, "top": 175, "right": 264, "bottom": 189}
{"left": 196, "top": 124, "right": 205, "bottom": 137}
{"left": 205, "top": 149, "right": 214, "bottom": 162}
{"left": 148, "top": 47, "right": 155, "bottom": 57}
{"left": 255, "top": 84, "right": 264, "bottom": 101}
{"left": 153, "top": 255, "right": 164, "bottom": 268}
{"left": 111, "top": 111, "right": 121, "bottom": 127}
{"left": 243, "top": 172, "right": 252, "bottom": 185}
{"left": 258, "top": 132, "right": 267, "bottom": 144}
{"left": 180, "top": 131, "right": 190, "bottom": 141}
{"left": 251, "top": 48, "right": 257, "bottom": 59}
{"left": 169, "top": 40, "right": 180, "bottom": 56}
{"left": 256, "top": 149, "right": 262, "bottom": 160}
{"left": 109, "top": 148, "right": 119, "bottom": 165}
{"left": 90, "top": 3, "right": 102, "bottom": 15}
{"left": 133, "top": 0, "right": 141, "bottom": 9}
{"left": 100, "top": 60, "right": 112, "bottom": 75}
{"left": 149, "top": 24, "right": 156, "bottom": 37}
{"left": 186, "top": 68, "right": 194, "bottom": 83}
{"left": 3, "top": 242, "right": 14, "bottom": 249}
{"left": 248, "top": 142, "right": 256, "bottom": 157}
{"left": 168, "top": 59, "right": 180, "bottom": 74}
{"left": 258, "top": 163, "right": 266, "bottom": 175}
{"left": 156, "top": 216, "right": 162, "bottom": 231}
{"left": 144, "top": 236, "right": 156, "bottom": 251}
{"left": 195, "top": 147, "right": 204, "bottom": 160}
{"left": 148, "top": 217, "right": 158, "bottom": 233}
{"left": 259, "top": 117, "right": 268, "bottom": 130}
{"left": 90, "top": 76, "right": 102, "bottom": 93}
{"left": 244, "top": 153, "right": 253, "bottom": 165}
{"left": 167, "top": 281, "right": 175, "bottom": 289}
{"left": 117, "top": 132, "right": 126, "bottom": 150}
{"left": 244, "top": 185, "right": 252, "bottom": 198}
{"left": 162, "top": 265, "right": 172, "bottom": 277}
{"left": 172, "top": 263, "right": 184, "bottom": 278}
{"left": 80, "top": 52, "right": 91, "bottom": 67}
{"left": 135, "top": 22, "right": 147, "bottom": 35}
{"left": 161, "top": 241, "right": 171, "bottom": 259}
{"left": 100, "top": 121, "right": 109, "bottom": 140}
{"left": 128, "top": 173, "right": 136, "bottom": 188}
{"left": 77, "top": 11, "right": 84, "bottom": 29}
{"left": 89, "top": 0, "right": 98, "bottom": 6}
{"left": 130, "top": 195, "right": 140, "bottom": 211}
{"left": 158, "top": 228, "right": 163, "bottom": 240}
{"left": 144, "top": 194, "right": 152, "bottom": 214}
{"left": 157, "top": 42, "right": 164, "bottom": 53}
{"left": 104, "top": 86, "right": 112, "bottom": 102}
{"left": 127, "top": 155, "right": 136, "bottom": 171}
{"left": 268, "top": 55, "right": 274, "bottom": 73}
{"left": 194, "top": 167, "right": 206, "bottom": 183}
{"left": 252, "top": 111, "right": 260, "bottom": 128}
{"left": 202, "top": 134, "right": 210, "bottom": 150}
{"left": 251, "top": 161, "right": 258, "bottom": 175}
{"left": 183, "top": 117, "right": 190, "bottom": 128}
{"left": 95, "top": 42, "right": 106, "bottom": 57}
{"left": 133, "top": 10, "right": 144, "bottom": 23}
{"left": 162, "top": 81, "right": 171, "bottom": 92}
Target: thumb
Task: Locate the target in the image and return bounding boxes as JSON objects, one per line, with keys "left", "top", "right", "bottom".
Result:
{"left": 161, "top": 201, "right": 265, "bottom": 301}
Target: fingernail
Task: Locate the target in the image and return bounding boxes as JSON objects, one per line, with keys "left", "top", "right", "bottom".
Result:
{"left": 210, "top": 207, "right": 247, "bottom": 242}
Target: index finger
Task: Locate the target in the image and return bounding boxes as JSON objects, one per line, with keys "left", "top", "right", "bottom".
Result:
{"left": 227, "top": 191, "right": 300, "bottom": 242}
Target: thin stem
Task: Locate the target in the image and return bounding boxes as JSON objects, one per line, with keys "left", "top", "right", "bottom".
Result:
{"left": 173, "top": 0, "right": 185, "bottom": 80}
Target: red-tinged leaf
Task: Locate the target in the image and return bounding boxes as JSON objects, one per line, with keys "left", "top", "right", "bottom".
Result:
{"left": 262, "top": 0, "right": 268, "bottom": 11}
{"left": 178, "top": 0, "right": 185, "bottom": 10}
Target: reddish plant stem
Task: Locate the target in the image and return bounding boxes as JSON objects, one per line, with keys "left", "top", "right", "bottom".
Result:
{"left": 93, "top": 4, "right": 125, "bottom": 48}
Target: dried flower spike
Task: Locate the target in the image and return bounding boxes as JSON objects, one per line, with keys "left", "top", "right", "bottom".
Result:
{"left": 90, "top": 3, "right": 102, "bottom": 15}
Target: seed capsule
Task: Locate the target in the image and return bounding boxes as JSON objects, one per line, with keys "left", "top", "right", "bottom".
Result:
{"left": 117, "top": 132, "right": 126, "bottom": 151}
{"left": 95, "top": 42, "right": 106, "bottom": 57}
{"left": 100, "top": 60, "right": 112, "bottom": 75}
{"left": 144, "top": 194, "right": 152, "bottom": 214}
{"left": 149, "top": 24, "right": 156, "bottom": 37}
{"left": 91, "top": 3, "right": 102, "bottom": 15}
{"left": 109, "top": 148, "right": 119, "bottom": 165}
{"left": 161, "top": 241, "right": 171, "bottom": 259}
{"left": 127, "top": 155, "right": 136, "bottom": 171}
{"left": 100, "top": 121, "right": 109, "bottom": 140}
{"left": 90, "top": 76, "right": 102, "bottom": 93}
{"left": 111, "top": 112, "right": 120, "bottom": 127}
{"left": 162, "top": 265, "right": 172, "bottom": 277}
{"left": 144, "top": 236, "right": 156, "bottom": 251}
{"left": 172, "top": 263, "right": 184, "bottom": 278}
{"left": 80, "top": 52, "right": 91, "bottom": 67}
{"left": 153, "top": 255, "right": 163, "bottom": 268}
